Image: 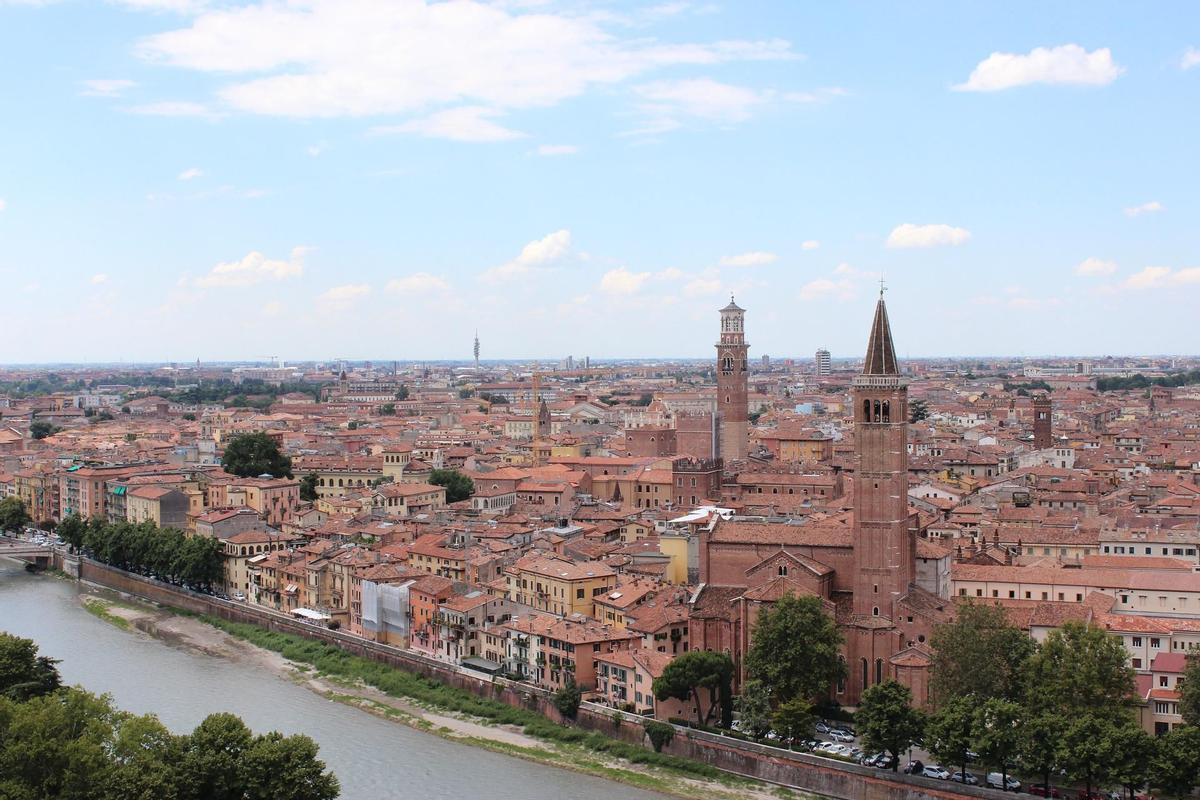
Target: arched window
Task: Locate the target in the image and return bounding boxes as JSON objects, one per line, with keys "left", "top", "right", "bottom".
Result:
{"left": 873, "top": 400, "right": 882, "bottom": 422}
{"left": 338, "top": 478, "right": 344, "bottom": 487}
{"left": 875, "top": 659, "right": 884, "bottom": 685}
{"left": 873, "top": 606, "right": 880, "bottom": 617}
{"left": 863, "top": 399, "right": 871, "bottom": 420}
{"left": 882, "top": 400, "right": 890, "bottom": 423}
{"left": 836, "top": 656, "right": 846, "bottom": 694}
{"left": 860, "top": 658, "right": 868, "bottom": 688}
{"left": 778, "top": 564, "right": 788, "bottom": 577}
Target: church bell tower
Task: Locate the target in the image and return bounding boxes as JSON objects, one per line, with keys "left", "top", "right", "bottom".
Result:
{"left": 716, "top": 297, "right": 749, "bottom": 461}
{"left": 851, "top": 292, "right": 914, "bottom": 619}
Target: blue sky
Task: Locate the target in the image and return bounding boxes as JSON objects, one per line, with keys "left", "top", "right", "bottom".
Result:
{"left": 0, "top": 0, "right": 1197, "bottom": 363}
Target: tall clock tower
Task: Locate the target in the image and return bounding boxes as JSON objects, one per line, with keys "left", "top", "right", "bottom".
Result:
{"left": 716, "top": 297, "right": 749, "bottom": 461}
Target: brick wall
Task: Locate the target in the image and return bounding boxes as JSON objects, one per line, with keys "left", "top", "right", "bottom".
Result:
{"left": 77, "top": 559, "right": 1003, "bottom": 800}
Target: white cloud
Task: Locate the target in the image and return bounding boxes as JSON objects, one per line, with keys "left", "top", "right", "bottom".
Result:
{"left": 262, "top": 300, "right": 283, "bottom": 316}
{"left": 80, "top": 79, "right": 137, "bottom": 97}
{"left": 306, "top": 142, "right": 327, "bottom": 157}
{"left": 372, "top": 106, "right": 525, "bottom": 143}
{"left": 128, "top": 100, "right": 222, "bottom": 120}
{"left": 683, "top": 276, "right": 722, "bottom": 296}
{"left": 886, "top": 223, "right": 971, "bottom": 249}
{"left": 481, "top": 229, "right": 572, "bottom": 283}
{"left": 1182, "top": 48, "right": 1200, "bottom": 70}
{"left": 177, "top": 166, "right": 204, "bottom": 180}
{"left": 954, "top": 44, "right": 1124, "bottom": 92}
{"left": 134, "top": 0, "right": 795, "bottom": 118}
{"left": 193, "top": 246, "right": 307, "bottom": 288}
{"left": 1124, "top": 201, "right": 1164, "bottom": 217}
{"left": 600, "top": 267, "right": 651, "bottom": 295}
{"left": 90, "top": 273, "right": 109, "bottom": 284}
{"left": 112, "top": 0, "right": 209, "bottom": 11}
{"left": 317, "top": 283, "right": 371, "bottom": 312}
{"left": 656, "top": 267, "right": 685, "bottom": 280}
{"left": 1075, "top": 257, "right": 1117, "bottom": 277}
{"left": 801, "top": 240, "right": 820, "bottom": 250}
{"left": 0, "top": 198, "right": 6, "bottom": 212}
{"left": 799, "top": 277, "right": 854, "bottom": 301}
{"left": 1123, "top": 266, "right": 1200, "bottom": 290}
{"left": 537, "top": 144, "right": 578, "bottom": 156}
{"left": 719, "top": 251, "right": 777, "bottom": 268}
{"left": 385, "top": 272, "right": 451, "bottom": 293}
{"left": 633, "top": 78, "right": 771, "bottom": 129}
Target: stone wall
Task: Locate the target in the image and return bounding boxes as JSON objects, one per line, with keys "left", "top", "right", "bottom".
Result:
{"left": 78, "top": 559, "right": 1006, "bottom": 800}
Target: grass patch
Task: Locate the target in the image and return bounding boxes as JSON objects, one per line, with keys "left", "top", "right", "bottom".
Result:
{"left": 83, "top": 599, "right": 130, "bottom": 630}
{"left": 197, "top": 614, "right": 735, "bottom": 784}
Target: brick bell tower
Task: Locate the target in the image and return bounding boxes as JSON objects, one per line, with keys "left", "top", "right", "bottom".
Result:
{"left": 716, "top": 297, "right": 749, "bottom": 461}
{"left": 1032, "top": 393, "right": 1052, "bottom": 450}
{"left": 851, "top": 291, "right": 914, "bottom": 620}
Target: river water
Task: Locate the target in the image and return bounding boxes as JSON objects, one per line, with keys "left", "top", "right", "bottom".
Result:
{"left": 0, "top": 561, "right": 664, "bottom": 800}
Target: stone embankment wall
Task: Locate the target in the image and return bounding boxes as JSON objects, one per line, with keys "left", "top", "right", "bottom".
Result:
{"left": 78, "top": 558, "right": 1004, "bottom": 800}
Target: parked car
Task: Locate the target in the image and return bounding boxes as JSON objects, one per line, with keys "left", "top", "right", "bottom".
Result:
{"left": 949, "top": 771, "right": 979, "bottom": 785}
{"left": 814, "top": 721, "right": 830, "bottom": 734}
{"left": 1026, "top": 785, "right": 1062, "bottom": 798}
{"left": 874, "top": 754, "right": 898, "bottom": 770}
{"left": 233, "top": 592, "right": 246, "bottom": 601}
{"left": 830, "top": 730, "right": 855, "bottom": 742}
{"left": 986, "top": 772, "right": 1021, "bottom": 791}
{"left": 903, "top": 760, "right": 924, "bottom": 775}
{"left": 922, "top": 765, "right": 951, "bottom": 780}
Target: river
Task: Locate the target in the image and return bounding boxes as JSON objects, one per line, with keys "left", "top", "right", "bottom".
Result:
{"left": 0, "top": 561, "right": 665, "bottom": 800}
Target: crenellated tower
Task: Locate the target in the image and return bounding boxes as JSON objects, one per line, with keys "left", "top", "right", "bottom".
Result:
{"left": 716, "top": 297, "right": 749, "bottom": 461}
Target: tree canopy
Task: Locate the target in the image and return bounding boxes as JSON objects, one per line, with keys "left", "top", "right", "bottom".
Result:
{"left": 0, "top": 632, "right": 62, "bottom": 701}
{"left": 743, "top": 593, "right": 844, "bottom": 705}
{"left": 929, "top": 600, "right": 1034, "bottom": 704}
{"left": 429, "top": 469, "right": 473, "bottom": 503}
{"left": 83, "top": 520, "right": 224, "bottom": 592}
{"left": 856, "top": 679, "right": 924, "bottom": 771}
{"left": 0, "top": 496, "right": 31, "bottom": 533}
{"left": 652, "top": 650, "right": 733, "bottom": 727}
{"left": 299, "top": 473, "right": 320, "bottom": 503}
{"left": 220, "top": 432, "right": 293, "bottom": 479}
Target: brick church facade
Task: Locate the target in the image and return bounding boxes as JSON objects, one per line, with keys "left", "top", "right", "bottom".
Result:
{"left": 690, "top": 295, "right": 950, "bottom": 707}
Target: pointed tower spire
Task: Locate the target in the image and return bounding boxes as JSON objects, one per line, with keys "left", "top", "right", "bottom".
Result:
{"left": 862, "top": 295, "right": 899, "bottom": 376}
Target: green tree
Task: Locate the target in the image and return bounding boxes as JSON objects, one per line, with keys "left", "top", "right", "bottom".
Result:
{"left": 1025, "top": 621, "right": 1135, "bottom": 715}
{"left": 908, "top": 398, "right": 930, "bottom": 423}
{"left": 733, "top": 679, "right": 773, "bottom": 739}
{"left": 0, "top": 496, "right": 31, "bottom": 533}
{"left": 57, "top": 514, "right": 87, "bottom": 551}
{"left": 394, "top": 386, "right": 409, "bottom": 401}
{"left": 772, "top": 697, "right": 816, "bottom": 750}
{"left": 1017, "top": 710, "right": 1066, "bottom": 797}
{"left": 642, "top": 720, "right": 675, "bottom": 753}
{"left": 553, "top": 679, "right": 581, "bottom": 720}
{"left": 926, "top": 695, "right": 976, "bottom": 783}
{"left": 299, "top": 473, "right": 320, "bottom": 502}
{"left": 1180, "top": 652, "right": 1200, "bottom": 726}
{"left": 29, "top": 420, "right": 62, "bottom": 439}
{"left": 0, "top": 688, "right": 120, "bottom": 798}
{"left": 856, "top": 679, "right": 923, "bottom": 771}
{"left": 652, "top": 650, "right": 734, "bottom": 727}
{"left": 378, "top": 403, "right": 396, "bottom": 415}
{"left": 239, "top": 732, "right": 339, "bottom": 800}
{"left": 929, "top": 601, "right": 1035, "bottom": 704}
{"left": 1059, "top": 712, "right": 1129, "bottom": 799}
{"left": 429, "top": 468, "right": 474, "bottom": 503}
{"left": 972, "top": 697, "right": 1021, "bottom": 789}
{"left": 220, "top": 432, "right": 293, "bottom": 478}
{"left": 180, "top": 712, "right": 254, "bottom": 800}
{"left": 1108, "top": 722, "right": 1155, "bottom": 800}
{"left": 744, "top": 594, "right": 844, "bottom": 705}
{"left": 107, "top": 714, "right": 186, "bottom": 800}
{"left": 1153, "top": 725, "right": 1200, "bottom": 799}
{"left": 182, "top": 412, "right": 197, "bottom": 421}
{"left": 0, "top": 632, "right": 62, "bottom": 700}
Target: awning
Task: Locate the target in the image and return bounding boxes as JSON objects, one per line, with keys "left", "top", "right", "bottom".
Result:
{"left": 284, "top": 583, "right": 298, "bottom": 593}
{"left": 292, "top": 607, "right": 330, "bottom": 621}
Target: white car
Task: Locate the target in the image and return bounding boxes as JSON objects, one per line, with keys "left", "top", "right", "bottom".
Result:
{"left": 821, "top": 744, "right": 851, "bottom": 756}
{"left": 233, "top": 592, "right": 246, "bottom": 602}
{"left": 986, "top": 773, "right": 1021, "bottom": 791}
{"left": 922, "top": 765, "right": 951, "bottom": 780}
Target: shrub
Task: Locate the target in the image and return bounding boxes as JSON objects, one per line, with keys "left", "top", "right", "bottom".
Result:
{"left": 644, "top": 720, "right": 676, "bottom": 753}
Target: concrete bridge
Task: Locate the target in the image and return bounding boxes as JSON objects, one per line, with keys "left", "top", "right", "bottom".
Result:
{"left": 0, "top": 538, "right": 56, "bottom": 570}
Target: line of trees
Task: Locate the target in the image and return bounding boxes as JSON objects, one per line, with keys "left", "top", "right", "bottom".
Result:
{"left": 855, "top": 603, "right": 1200, "bottom": 798}
{"left": 58, "top": 515, "right": 224, "bottom": 592}
{"left": 0, "top": 632, "right": 339, "bottom": 800}
{"left": 1098, "top": 369, "right": 1200, "bottom": 392}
